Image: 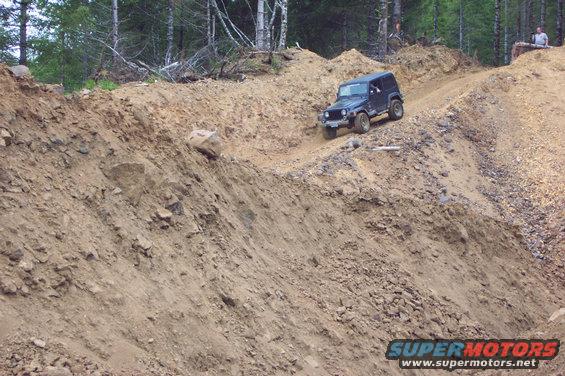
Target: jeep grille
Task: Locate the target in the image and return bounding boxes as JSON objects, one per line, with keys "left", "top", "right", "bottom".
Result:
{"left": 327, "top": 110, "right": 344, "bottom": 121}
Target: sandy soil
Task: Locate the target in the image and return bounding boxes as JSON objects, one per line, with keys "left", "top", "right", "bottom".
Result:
{"left": 0, "top": 46, "right": 563, "bottom": 375}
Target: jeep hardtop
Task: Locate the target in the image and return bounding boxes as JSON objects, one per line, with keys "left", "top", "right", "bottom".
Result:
{"left": 320, "top": 71, "right": 404, "bottom": 139}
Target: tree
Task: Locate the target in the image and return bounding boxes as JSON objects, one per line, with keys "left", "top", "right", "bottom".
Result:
{"left": 558, "top": 0, "right": 564, "bottom": 46}
{"left": 165, "top": 0, "right": 174, "bottom": 65}
{"left": 256, "top": 0, "right": 267, "bottom": 50}
{"left": 493, "top": 0, "right": 501, "bottom": 66}
{"left": 541, "top": 0, "right": 547, "bottom": 30}
{"left": 111, "top": 0, "right": 118, "bottom": 65}
{"left": 367, "top": 0, "right": 378, "bottom": 56}
{"left": 433, "top": 0, "right": 439, "bottom": 41}
{"left": 18, "top": 0, "right": 32, "bottom": 65}
{"left": 392, "top": 0, "right": 401, "bottom": 31}
{"left": 504, "top": 0, "right": 509, "bottom": 64}
{"left": 459, "top": 0, "right": 464, "bottom": 50}
{"left": 278, "top": 0, "right": 288, "bottom": 50}
{"left": 378, "top": 0, "right": 387, "bottom": 58}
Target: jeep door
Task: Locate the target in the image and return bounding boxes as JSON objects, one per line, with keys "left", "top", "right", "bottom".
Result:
{"left": 370, "top": 79, "right": 388, "bottom": 114}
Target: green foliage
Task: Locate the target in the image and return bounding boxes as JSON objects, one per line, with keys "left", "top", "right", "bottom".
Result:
{"left": 1, "top": 0, "right": 562, "bottom": 87}
{"left": 84, "top": 78, "right": 119, "bottom": 91}
{"left": 270, "top": 54, "right": 283, "bottom": 72}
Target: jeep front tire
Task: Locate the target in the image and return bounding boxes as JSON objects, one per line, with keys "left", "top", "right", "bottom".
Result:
{"left": 354, "top": 113, "right": 370, "bottom": 134}
{"left": 389, "top": 99, "right": 404, "bottom": 120}
{"left": 323, "top": 127, "right": 337, "bottom": 140}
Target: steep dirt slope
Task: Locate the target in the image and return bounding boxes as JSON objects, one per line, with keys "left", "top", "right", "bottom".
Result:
{"left": 106, "top": 47, "right": 479, "bottom": 163}
{"left": 262, "top": 47, "right": 564, "bottom": 273}
{"left": 0, "top": 55, "right": 563, "bottom": 376}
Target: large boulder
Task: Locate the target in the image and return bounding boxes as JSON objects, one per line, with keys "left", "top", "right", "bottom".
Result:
{"left": 188, "top": 130, "right": 222, "bottom": 159}
{"left": 9, "top": 65, "right": 31, "bottom": 78}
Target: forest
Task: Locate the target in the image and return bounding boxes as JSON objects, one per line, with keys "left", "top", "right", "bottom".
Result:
{"left": 1, "top": 0, "right": 563, "bottom": 91}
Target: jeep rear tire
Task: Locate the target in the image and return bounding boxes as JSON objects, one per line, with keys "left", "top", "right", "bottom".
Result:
{"left": 389, "top": 99, "right": 404, "bottom": 120}
{"left": 354, "top": 113, "right": 370, "bottom": 134}
{"left": 323, "top": 127, "right": 337, "bottom": 140}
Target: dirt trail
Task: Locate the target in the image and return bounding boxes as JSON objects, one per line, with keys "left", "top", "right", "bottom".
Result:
{"left": 0, "top": 46, "right": 563, "bottom": 376}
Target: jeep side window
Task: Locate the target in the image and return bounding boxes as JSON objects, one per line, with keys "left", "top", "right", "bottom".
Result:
{"left": 382, "top": 76, "right": 396, "bottom": 90}
{"left": 371, "top": 80, "right": 383, "bottom": 94}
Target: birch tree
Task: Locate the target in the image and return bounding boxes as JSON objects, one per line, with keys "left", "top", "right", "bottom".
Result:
{"left": 256, "top": 0, "right": 267, "bottom": 50}
{"left": 378, "top": 0, "right": 387, "bottom": 58}
{"left": 367, "top": 0, "right": 378, "bottom": 56}
{"left": 111, "top": 0, "right": 119, "bottom": 65}
{"left": 165, "top": 0, "right": 174, "bottom": 65}
{"left": 278, "top": 0, "right": 288, "bottom": 50}
{"left": 392, "top": 0, "right": 401, "bottom": 32}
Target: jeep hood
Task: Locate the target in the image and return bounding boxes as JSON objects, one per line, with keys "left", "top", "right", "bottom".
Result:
{"left": 326, "top": 97, "right": 367, "bottom": 112}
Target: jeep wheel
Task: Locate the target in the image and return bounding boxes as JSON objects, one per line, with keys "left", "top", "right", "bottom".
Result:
{"left": 323, "top": 127, "right": 337, "bottom": 140}
{"left": 354, "top": 113, "right": 370, "bottom": 134}
{"left": 389, "top": 99, "right": 404, "bottom": 120}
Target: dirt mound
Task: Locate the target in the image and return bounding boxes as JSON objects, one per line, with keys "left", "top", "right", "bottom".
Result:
{"left": 0, "top": 56, "right": 562, "bottom": 375}
{"left": 386, "top": 44, "right": 480, "bottom": 82}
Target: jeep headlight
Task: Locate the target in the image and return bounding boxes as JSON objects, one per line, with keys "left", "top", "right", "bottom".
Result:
{"left": 324, "top": 111, "right": 330, "bottom": 118}
{"left": 341, "top": 109, "right": 347, "bottom": 116}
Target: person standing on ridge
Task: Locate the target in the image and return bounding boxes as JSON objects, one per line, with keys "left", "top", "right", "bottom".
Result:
{"left": 533, "top": 27, "right": 549, "bottom": 47}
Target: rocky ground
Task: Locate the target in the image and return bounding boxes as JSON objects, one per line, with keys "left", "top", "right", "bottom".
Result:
{"left": 0, "top": 46, "right": 563, "bottom": 375}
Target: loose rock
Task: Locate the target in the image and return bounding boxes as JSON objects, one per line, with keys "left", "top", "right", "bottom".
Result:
{"left": 156, "top": 207, "right": 173, "bottom": 221}
{"left": 1, "top": 128, "right": 13, "bottom": 147}
{"left": 188, "top": 130, "right": 223, "bottom": 159}
{"left": 9, "top": 65, "right": 31, "bottom": 78}
{"left": 32, "top": 338, "right": 46, "bottom": 348}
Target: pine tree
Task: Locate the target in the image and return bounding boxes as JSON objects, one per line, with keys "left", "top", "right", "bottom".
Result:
{"left": 18, "top": 0, "right": 32, "bottom": 65}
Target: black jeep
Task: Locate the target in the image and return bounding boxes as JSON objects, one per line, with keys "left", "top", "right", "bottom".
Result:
{"left": 320, "top": 71, "right": 404, "bottom": 140}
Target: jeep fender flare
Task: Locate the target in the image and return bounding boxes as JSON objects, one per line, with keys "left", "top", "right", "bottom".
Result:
{"left": 349, "top": 109, "right": 369, "bottom": 125}
{"left": 387, "top": 93, "right": 403, "bottom": 107}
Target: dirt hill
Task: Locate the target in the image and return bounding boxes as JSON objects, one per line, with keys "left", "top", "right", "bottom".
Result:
{"left": 0, "top": 46, "right": 563, "bottom": 375}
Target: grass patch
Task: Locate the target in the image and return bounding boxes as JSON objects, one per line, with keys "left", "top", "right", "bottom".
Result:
{"left": 84, "top": 79, "right": 119, "bottom": 91}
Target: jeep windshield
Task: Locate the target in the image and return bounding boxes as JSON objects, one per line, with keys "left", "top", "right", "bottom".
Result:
{"left": 338, "top": 83, "right": 368, "bottom": 98}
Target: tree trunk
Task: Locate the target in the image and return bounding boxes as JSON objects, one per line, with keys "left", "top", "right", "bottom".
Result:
{"left": 459, "top": 0, "right": 464, "bottom": 50}
{"left": 367, "top": 0, "right": 378, "bottom": 55}
{"left": 526, "top": 0, "right": 534, "bottom": 34}
{"left": 256, "top": 0, "right": 267, "bottom": 50}
{"left": 392, "top": 0, "right": 401, "bottom": 32}
{"left": 18, "top": 0, "right": 31, "bottom": 66}
{"left": 558, "top": 0, "right": 564, "bottom": 46}
{"left": 504, "top": 0, "right": 509, "bottom": 64}
{"left": 341, "top": 14, "right": 348, "bottom": 51}
{"left": 207, "top": 0, "right": 213, "bottom": 50}
{"left": 540, "top": 0, "right": 546, "bottom": 30}
{"left": 165, "top": 0, "right": 174, "bottom": 65}
{"left": 278, "top": 0, "right": 288, "bottom": 50}
{"left": 520, "top": 1, "right": 525, "bottom": 41}
{"left": 178, "top": 0, "right": 185, "bottom": 60}
{"left": 493, "top": 0, "right": 501, "bottom": 66}
{"left": 210, "top": 0, "right": 239, "bottom": 46}
{"left": 378, "top": 0, "right": 388, "bottom": 58}
{"left": 433, "top": 0, "right": 439, "bottom": 41}
{"left": 82, "top": 0, "right": 90, "bottom": 81}
{"left": 111, "top": 0, "right": 119, "bottom": 66}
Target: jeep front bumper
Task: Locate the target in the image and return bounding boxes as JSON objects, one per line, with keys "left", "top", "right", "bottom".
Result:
{"left": 321, "top": 115, "right": 355, "bottom": 129}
